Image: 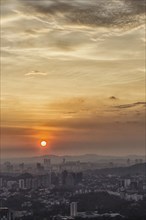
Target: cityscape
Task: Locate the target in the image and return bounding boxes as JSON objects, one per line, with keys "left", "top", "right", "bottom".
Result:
{"left": 1, "top": 0, "right": 146, "bottom": 219}
{"left": 0, "top": 155, "right": 146, "bottom": 219}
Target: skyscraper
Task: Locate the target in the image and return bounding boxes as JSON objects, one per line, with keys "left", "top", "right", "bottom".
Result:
{"left": 44, "top": 159, "right": 51, "bottom": 167}
{"left": 70, "top": 202, "right": 77, "bottom": 217}
{"left": 19, "top": 179, "right": 25, "bottom": 189}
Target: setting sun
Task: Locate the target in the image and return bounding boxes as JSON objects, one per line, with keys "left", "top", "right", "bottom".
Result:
{"left": 41, "top": 141, "right": 47, "bottom": 147}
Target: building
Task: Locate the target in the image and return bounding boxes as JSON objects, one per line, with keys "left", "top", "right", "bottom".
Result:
{"left": 124, "top": 179, "right": 131, "bottom": 188}
{"left": 4, "top": 162, "right": 13, "bottom": 173}
{"left": 32, "top": 178, "right": 38, "bottom": 189}
{"left": 25, "top": 178, "right": 32, "bottom": 189}
{"left": 44, "top": 159, "right": 51, "bottom": 167}
{"left": 62, "top": 158, "right": 66, "bottom": 164}
{"left": 120, "top": 179, "right": 131, "bottom": 189}
{"left": 70, "top": 202, "right": 77, "bottom": 217}
{"left": 36, "top": 163, "right": 44, "bottom": 173}
{"left": 37, "top": 174, "right": 51, "bottom": 188}
{"left": 61, "top": 171, "right": 82, "bottom": 188}
{"left": 0, "top": 177, "right": 3, "bottom": 188}
{"left": 7, "top": 181, "right": 17, "bottom": 190}
{"left": 19, "top": 179, "right": 25, "bottom": 189}
{"left": 19, "top": 163, "right": 24, "bottom": 173}
{"left": 0, "top": 207, "right": 13, "bottom": 220}
{"left": 66, "top": 173, "right": 75, "bottom": 187}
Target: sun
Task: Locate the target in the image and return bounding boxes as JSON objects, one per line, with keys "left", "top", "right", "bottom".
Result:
{"left": 41, "top": 140, "right": 47, "bottom": 147}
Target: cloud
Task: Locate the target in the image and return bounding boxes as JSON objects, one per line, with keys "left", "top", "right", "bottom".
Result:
{"left": 25, "top": 70, "right": 48, "bottom": 76}
{"left": 109, "top": 96, "right": 118, "bottom": 100}
{"left": 115, "top": 101, "right": 146, "bottom": 109}
{"left": 19, "top": 0, "right": 145, "bottom": 29}
{"left": 1, "top": 0, "right": 145, "bottom": 61}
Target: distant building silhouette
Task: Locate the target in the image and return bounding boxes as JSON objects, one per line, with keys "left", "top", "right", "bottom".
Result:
{"left": 44, "top": 159, "right": 51, "bottom": 167}
{"left": 36, "top": 163, "right": 44, "bottom": 173}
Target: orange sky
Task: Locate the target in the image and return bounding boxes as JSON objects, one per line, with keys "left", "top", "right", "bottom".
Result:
{"left": 1, "top": 0, "right": 146, "bottom": 158}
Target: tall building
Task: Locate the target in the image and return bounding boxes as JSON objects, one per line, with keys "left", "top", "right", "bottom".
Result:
{"left": 124, "top": 179, "right": 131, "bottom": 188}
{"left": 62, "top": 170, "right": 68, "bottom": 185}
{"left": 62, "top": 158, "right": 66, "bottom": 164}
{"left": 66, "top": 173, "right": 75, "bottom": 187}
{"left": 19, "top": 163, "right": 24, "bottom": 173}
{"left": 36, "top": 163, "right": 44, "bottom": 173}
{"left": 44, "top": 159, "right": 51, "bottom": 167}
{"left": 32, "top": 178, "right": 38, "bottom": 189}
{"left": 25, "top": 178, "right": 32, "bottom": 189}
{"left": 4, "top": 162, "right": 13, "bottom": 173}
{"left": 19, "top": 179, "right": 25, "bottom": 189}
{"left": 70, "top": 202, "right": 77, "bottom": 217}
{"left": 0, "top": 178, "right": 3, "bottom": 188}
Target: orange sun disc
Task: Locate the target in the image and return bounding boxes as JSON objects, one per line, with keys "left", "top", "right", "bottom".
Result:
{"left": 41, "top": 141, "right": 47, "bottom": 147}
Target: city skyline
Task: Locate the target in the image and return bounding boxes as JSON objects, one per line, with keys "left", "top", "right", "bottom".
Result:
{"left": 1, "top": 0, "right": 146, "bottom": 158}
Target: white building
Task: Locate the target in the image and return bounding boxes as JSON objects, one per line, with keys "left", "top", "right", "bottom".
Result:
{"left": 70, "top": 202, "right": 77, "bottom": 217}
{"left": 124, "top": 179, "right": 131, "bottom": 188}
{"left": 19, "top": 179, "right": 25, "bottom": 189}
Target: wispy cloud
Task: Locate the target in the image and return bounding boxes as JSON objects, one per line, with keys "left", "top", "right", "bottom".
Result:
{"left": 1, "top": 0, "right": 145, "bottom": 61}
{"left": 25, "top": 70, "right": 48, "bottom": 76}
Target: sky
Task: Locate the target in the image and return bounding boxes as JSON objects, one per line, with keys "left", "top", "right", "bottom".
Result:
{"left": 1, "top": 0, "right": 146, "bottom": 158}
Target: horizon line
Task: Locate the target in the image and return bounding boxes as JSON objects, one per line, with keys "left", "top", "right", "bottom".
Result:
{"left": 0, "top": 153, "right": 145, "bottom": 161}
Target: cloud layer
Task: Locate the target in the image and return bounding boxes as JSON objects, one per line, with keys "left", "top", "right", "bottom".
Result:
{"left": 20, "top": 0, "right": 145, "bottom": 28}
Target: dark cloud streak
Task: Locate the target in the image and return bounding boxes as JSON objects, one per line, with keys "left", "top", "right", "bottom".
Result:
{"left": 115, "top": 102, "right": 146, "bottom": 109}
{"left": 19, "top": 0, "right": 145, "bottom": 28}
